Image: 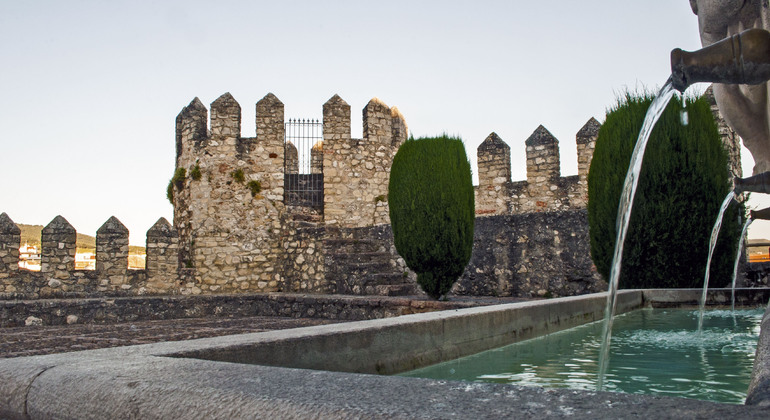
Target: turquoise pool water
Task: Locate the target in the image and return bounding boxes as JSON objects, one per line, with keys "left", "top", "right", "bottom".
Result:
{"left": 399, "top": 308, "right": 764, "bottom": 404}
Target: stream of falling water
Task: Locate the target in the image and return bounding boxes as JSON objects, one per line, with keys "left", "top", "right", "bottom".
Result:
{"left": 732, "top": 218, "right": 753, "bottom": 311}
{"left": 596, "top": 79, "right": 676, "bottom": 391}
{"left": 698, "top": 191, "right": 735, "bottom": 331}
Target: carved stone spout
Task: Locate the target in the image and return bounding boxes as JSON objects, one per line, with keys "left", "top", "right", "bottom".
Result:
{"left": 750, "top": 206, "right": 770, "bottom": 220}
{"left": 684, "top": 0, "right": 770, "bottom": 175}
{"left": 734, "top": 171, "right": 770, "bottom": 194}
{"left": 671, "top": 28, "right": 770, "bottom": 92}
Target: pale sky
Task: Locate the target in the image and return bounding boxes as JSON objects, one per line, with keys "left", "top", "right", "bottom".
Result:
{"left": 2, "top": 0, "right": 768, "bottom": 245}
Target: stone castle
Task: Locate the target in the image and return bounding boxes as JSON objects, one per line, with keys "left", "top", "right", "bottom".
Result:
{"left": 0, "top": 88, "right": 739, "bottom": 301}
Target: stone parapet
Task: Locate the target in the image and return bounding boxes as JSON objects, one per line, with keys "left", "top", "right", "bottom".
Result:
{"left": 41, "top": 216, "right": 77, "bottom": 280}
{"left": 454, "top": 210, "right": 606, "bottom": 298}
{"left": 96, "top": 216, "right": 129, "bottom": 287}
{"left": 475, "top": 120, "right": 599, "bottom": 216}
{"left": 323, "top": 96, "right": 404, "bottom": 228}
{"left": 145, "top": 217, "right": 179, "bottom": 293}
{"left": 0, "top": 213, "right": 20, "bottom": 278}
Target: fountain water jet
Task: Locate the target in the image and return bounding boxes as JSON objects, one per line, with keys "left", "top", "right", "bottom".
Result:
{"left": 596, "top": 80, "right": 676, "bottom": 391}
{"left": 699, "top": 191, "right": 735, "bottom": 331}
{"left": 732, "top": 218, "right": 753, "bottom": 311}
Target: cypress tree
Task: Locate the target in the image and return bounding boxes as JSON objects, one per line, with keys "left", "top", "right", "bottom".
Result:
{"left": 587, "top": 93, "right": 743, "bottom": 289}
{"left": 388, "top": 135, "right": 475, "bottom": 299}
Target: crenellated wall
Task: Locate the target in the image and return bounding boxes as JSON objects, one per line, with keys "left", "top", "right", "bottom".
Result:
{"left": 475, "top": 118, "right": 601, "bottom": 217}
{"left": 13, "top": 90, "right": 748, "bottom": 305}
{"left": 0, "top": 213, "right": 178, "bottom": 298}
{"left": 0, "top": 94, "right": 609, "bottom": 301}
{"left": 322, "top": 96, "right": 407, "bottom": 227}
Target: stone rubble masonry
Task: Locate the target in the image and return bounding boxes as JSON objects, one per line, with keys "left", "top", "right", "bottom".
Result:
{"left": 474, "top": 88, "right": 742, "bottom": 218}
{"left": 174, "top": 92, "right": 288, "bottom": 296}
{"left": 281, "top": 221, "right": 328, "bottom": 294}
{"left": 0, "top": 213, "right": 20, "bottom": 279}
{"left": 475, "top": 120, "right": 600, "bottom": 217}
{"left": 0, "top": 215, "right": 179, "bottom": 298}
{"left": 145, "top": 217, "right": 179, "bottom": 293}
{"left": 475, "top": 133, "right": 511, "bottom": 215}
{"left": 41, "top": 216, "right": 77, "bottom": 281}
{"left": 575, "top": 117, "right": 601, "bottom": 203}
{"left": 453, "top": 210, "right": 606, "bottom": 298}
{"left": 323, "top": 96, "right": 407, "bottom": 228}
{"left": 96, "top": 216, "right": 129, "bottom": 288}
{"left": 285, "top": 142, "right": 299, "bottom": 174}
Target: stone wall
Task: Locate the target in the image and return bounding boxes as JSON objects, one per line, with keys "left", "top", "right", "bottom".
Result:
{"left": 475, "top": 119, "right": 600, "bottom": 217}
{"left": 322, "top": 97, "right": 407, "bottom": 228}
{"left": 454, "top": 210, "right": 605, "bottom": 298}
{"left": 0, "top": 213, "right": 178, "bottom": 299}
{"left": 0, "top": 293, "right": 479, "bottom": 328}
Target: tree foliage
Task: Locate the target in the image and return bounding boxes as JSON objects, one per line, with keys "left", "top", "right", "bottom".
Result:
{"left": 587, "top": 92, "right": 744, "bottom": 289}
{"left": 388, "top": 135, "right": 475, "bottom": 299}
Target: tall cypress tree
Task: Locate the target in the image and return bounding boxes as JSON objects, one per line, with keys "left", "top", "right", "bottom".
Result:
{"left": 588, "top": 93, "right": 743, "bottom": 289}
{"left": 388, "top": 135, "right": 475, "bottom": 299}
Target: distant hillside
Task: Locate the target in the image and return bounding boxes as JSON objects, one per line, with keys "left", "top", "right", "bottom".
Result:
{"left": 18, "top": 224, "right": 146, "bottom": 255}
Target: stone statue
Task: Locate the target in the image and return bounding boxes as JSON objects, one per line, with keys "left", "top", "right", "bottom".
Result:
{"left": 688, "top": 0, "right": 770, "bottom": 174}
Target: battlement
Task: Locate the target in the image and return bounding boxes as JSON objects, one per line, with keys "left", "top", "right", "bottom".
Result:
{"left": 475, "top": 118, "right": 601, "bottom": 215}
{"left": 0, "top": 212, "right": 178, "bottom": 298}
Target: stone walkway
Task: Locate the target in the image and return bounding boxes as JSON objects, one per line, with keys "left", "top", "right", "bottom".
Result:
{"left": 0, "top": 316, "right": 338, "bottom": 359}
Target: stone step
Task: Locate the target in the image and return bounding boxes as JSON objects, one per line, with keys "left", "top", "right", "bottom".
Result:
{"left": 328, "top": 252, "right": 392, "bottom": 266}
{"left": 365, "top": 272, "right": 410, "bottom": 286}
{"left": 289, "top": 213, "right": 323, "bottom": 223}
{"left": 373, "top": 284, "right": 419, "bottom": 296}
{"left": 324, "top": 238, "right": 383, "bottom": 254}
{"left": 331, "top": 261, "right": 392, "bottom": 275}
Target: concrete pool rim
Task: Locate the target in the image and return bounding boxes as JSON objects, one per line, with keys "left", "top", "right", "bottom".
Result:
{"left": 1, "top": 289, "right": 769, "bottom": 418}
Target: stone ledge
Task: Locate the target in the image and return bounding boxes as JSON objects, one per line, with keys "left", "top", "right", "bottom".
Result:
{"left": 0, "top": 293, "right": 480, "bottom": 328}
{"left": 2, "top": 291, "right": 769, "bottom": 418}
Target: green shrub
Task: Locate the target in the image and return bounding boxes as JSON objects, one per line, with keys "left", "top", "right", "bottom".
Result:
{"left": 166, "top": 167, "right": 186, "bottom": 204}
{"left": 190, "top": 162, "right": 202, "bottom": 181}
{"left": 231, "top": 168, "right": 245, "bottom": 183}
{"left": 247, "top": 180, "right": 262, "bottom": 197}
{"left": 388, "top": 135, "right": 475, "bottom": 299}
{"left": 587, "top": 92, "right": 743, "bottom": 289}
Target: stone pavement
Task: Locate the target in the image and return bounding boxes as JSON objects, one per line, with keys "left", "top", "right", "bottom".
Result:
{"left": 0, "top": 316, "right": 338, "bottom": 359}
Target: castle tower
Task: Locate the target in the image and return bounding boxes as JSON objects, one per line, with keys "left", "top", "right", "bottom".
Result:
{"left": 476, "top": 133, "right": 511, "bottom": 216}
